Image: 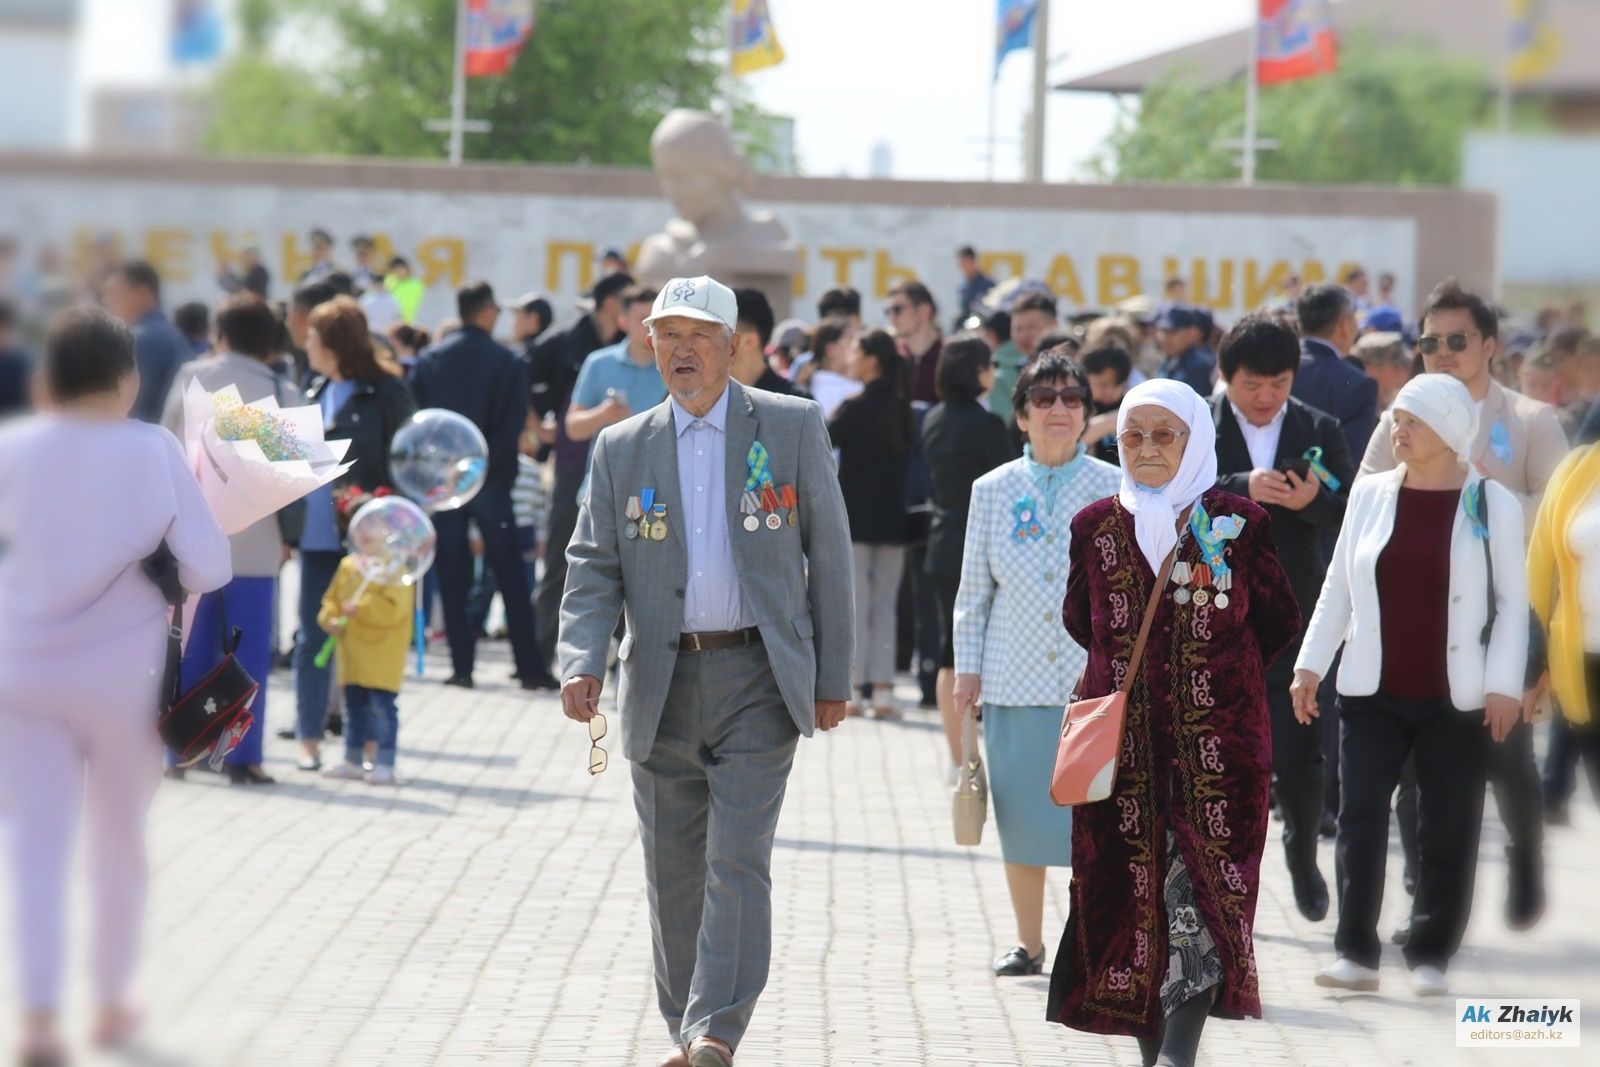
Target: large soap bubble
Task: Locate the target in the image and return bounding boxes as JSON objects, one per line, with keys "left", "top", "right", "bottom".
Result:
{"left": 347, "top": 496, "right": 437, "bottom": 587}
{"left": 389, "top": 409, "right": 488, "bottom": 513}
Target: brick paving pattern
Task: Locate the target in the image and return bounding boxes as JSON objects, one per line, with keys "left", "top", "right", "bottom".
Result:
{"left": 2, "top": 644, "right": 1595, "bottom": 1065}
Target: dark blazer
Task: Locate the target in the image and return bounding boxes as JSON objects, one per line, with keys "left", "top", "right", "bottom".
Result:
{"left": 1210, "top": 395, "right": 1353, "bottom": 614}
{"left": 921, "top": 394, "right": 1016, "bottom": 576}
{"left": 827, "top": 378, "right": 911, "bottom": 545}
{"left": 1290, "top": 337, "right": 1379, "bottom": 464}
{"left": 306, "top": 373, "right": 417, "bottom": 493}
{"left": 0, "top": 346, "right": 30, "bottom": 417}
{"left": 411, "top": 325, "right": 529, "bottom": 489}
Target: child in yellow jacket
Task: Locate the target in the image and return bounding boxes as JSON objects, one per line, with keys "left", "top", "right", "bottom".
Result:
{"left": 317, "top": 554, "right": 415, "bottom": 785}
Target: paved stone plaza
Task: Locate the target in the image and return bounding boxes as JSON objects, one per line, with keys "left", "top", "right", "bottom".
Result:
{"left": 2, "top": 643, "right": 1595, "bottom": 1066}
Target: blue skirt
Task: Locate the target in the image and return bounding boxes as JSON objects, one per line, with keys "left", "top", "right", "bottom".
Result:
{"left": 984, "top": 704, "right": 1072, "bottom": 867}
{"left": 178, "top": 577, "right": 275, "bottom": 766}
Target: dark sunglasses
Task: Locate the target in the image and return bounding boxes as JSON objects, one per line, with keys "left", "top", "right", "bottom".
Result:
{"left": 885, "top": 303, "right": 911, "bottom": 317}
{"left": 1417, "top": 331, "right": 1479, "bottom": 356}
{"left": 1026, "top": 385, "right": 1087, "bottom": 411}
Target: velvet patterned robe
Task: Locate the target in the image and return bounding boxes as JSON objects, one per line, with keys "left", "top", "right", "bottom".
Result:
{"left": 1046, "top": 489, "right": 1300, "bottom": 1038}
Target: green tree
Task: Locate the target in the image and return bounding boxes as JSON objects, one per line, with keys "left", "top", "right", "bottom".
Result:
{"left": 206, "top": 0, "right": 762, "bottom": 167}
{"left": 1088, "top": 31, "right": 1501, "bottom": 186}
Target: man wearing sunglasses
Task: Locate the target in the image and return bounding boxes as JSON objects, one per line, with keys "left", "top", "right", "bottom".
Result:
{"left": 1357, "top": 278, "right": 1567, "bottom": 936}
{"left": 558, "top": 275, "right": 854, "bottom": 1067}
{"left": 885, "top": 280, "right": 942, "bottom": 405}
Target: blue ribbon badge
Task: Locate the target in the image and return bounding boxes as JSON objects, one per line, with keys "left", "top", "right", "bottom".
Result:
{"left": 1189, "top": 504, "right": 1244, "bottom": 581}
{"left": 1464, "top": 482, "right": 1490, "bottom": 540}
{"left": 745, "top": 441, "right": 774, "bottom": 492}
{"left": 1489, "top": 421, "right": 1513, "bottom": 464}
{"left": 1012, "top": 496, "right": 1044, "bottom": 542}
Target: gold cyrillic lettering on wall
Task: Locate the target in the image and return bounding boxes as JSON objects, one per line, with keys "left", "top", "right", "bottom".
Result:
{"left": 872, "top": 251, "right": 917, "bottom": 298}
{"left": 818, "top": 247, "right": 866, "bottom": 287}
{"left": 208, "top": 231, "right": 259, "bottom": 268}
{"left": 1045, "top": 254, "right": 1084, "bottom": 306}
{"left": 144, "top": 229, "right": 190, "bottom": 282}
{"left": 1096, "top": 255, "right": 1141, "bottom": 306}
{"left": 545, "top": 241, "right": 593, "bottom": 293}
{"left": 791, "top": 246, "right": 807, "bottom": 297}
{"left": 1243, "top": 259, "right": 1293, "bottom": 310}
{"left": 419, "top": 237, "right": 466, "bottom": 289}
{"left": 1301, "top": 260, "right": 1328, "bottom": 286}
{"left": 1188, "top": 258, "right": 1234, "bottom": 309}
{"left": 281, "top": 234, "right": 314, "bottom": 286}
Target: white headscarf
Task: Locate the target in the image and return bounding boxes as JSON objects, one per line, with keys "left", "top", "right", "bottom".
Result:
{"left": 1116, "top": 379, "right": 1218, "bottom": 573}
{"left": 1391, "top": 374, "right": 1478, "bottom": 461}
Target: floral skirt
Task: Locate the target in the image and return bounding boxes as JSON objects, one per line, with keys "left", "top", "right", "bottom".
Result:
{"left": 1159, "top": 829, "right": 1223, "bottom": 1016}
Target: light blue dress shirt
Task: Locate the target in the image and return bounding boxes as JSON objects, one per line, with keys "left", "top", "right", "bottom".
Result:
{"left": 672, "top": 387, "right": 754, "bottom": 633}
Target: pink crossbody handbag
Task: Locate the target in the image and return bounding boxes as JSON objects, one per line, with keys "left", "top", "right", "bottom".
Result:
{"left": 1050, "top": 537, "right": 1179, "bottom": 806}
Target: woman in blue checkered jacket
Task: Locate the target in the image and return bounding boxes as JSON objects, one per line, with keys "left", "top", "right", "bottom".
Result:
{"left": 952, "top": 348, "right": 1121, "bottom": 978}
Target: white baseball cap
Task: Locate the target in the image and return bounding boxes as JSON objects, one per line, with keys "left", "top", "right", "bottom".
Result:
{"left": 643, "top": 275, "right": 737, "bottom": 330}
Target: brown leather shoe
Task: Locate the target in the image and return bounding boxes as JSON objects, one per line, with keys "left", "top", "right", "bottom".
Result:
{"left": 656, "top": 1046, "right": 690, "bottom": 1067}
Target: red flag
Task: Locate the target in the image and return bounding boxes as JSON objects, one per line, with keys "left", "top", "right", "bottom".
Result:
{"left": 1256, "top": 0, "right": 1337, "bottom": 86}
{"left": 464, "top": 0, "right": 535, "bottom": 78}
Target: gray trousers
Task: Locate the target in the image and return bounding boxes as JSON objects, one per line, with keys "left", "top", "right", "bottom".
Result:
{"left": 851, "top": 543, "right": 904, "bottom": 688}
{"left": 632, "top": 643, "right": 800, "bottom": 1052}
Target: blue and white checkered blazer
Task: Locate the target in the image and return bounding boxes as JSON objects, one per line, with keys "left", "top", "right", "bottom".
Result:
{"left": 952, "top": 452, "right": 1121, "bottom": 707}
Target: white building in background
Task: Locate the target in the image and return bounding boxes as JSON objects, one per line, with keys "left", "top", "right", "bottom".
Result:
{"left": 0, "top": 0, "right": 78, "bottom": 150}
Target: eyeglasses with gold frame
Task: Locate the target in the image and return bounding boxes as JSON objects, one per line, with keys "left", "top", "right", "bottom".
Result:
{"left": 588, "top": 713, "right": 609, "bottom": 776}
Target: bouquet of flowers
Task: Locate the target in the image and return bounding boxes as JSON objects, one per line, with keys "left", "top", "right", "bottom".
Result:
{"left": 180, "top": 381, "right": 354, "bottom": 536}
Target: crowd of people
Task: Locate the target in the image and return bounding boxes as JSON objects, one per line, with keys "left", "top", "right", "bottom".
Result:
{"left": 2, "top": 226, "right": 1599, "bottom": 1067}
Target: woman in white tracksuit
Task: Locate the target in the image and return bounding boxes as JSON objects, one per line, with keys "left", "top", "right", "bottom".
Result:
{"left": 0, "top": 308, "right": 232, "bottom": 1064}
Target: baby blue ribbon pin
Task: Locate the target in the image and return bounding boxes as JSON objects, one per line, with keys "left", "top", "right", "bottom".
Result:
{"left": 1464, "top": 482, "right": 1490, "bottom": 540}
{"left": 1189, "top": 505, "right": 1243, "bottom": 581}
{"left": 1302, "top": 446, "right": 1341, "bottom": 491}
{"left": 1489, "top": 421, "right": 1513, "bottom": 464}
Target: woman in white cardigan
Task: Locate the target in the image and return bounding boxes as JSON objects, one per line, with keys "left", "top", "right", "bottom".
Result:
{"left": 1290, "top": 374, "right": 1530, "bottom": 999}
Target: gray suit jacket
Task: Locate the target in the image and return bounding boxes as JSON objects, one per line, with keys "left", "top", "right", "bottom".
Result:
{"left": 558, "top": 379, "right": 855, "bottom": 762}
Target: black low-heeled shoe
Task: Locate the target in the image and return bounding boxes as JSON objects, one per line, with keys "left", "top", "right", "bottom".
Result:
{"left": 226, "top": 765, "right": 277, "bottom": 786}
{"left": 992, "top": 945, "right": 1045, "bottom": 976}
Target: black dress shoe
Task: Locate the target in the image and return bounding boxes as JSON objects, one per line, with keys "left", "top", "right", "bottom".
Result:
{"left": 226, "top": 765, "right": 277, "bottom": 786}
{"left": 275, "top": 726, "right": 296, "bottom": 741}
{"left": 1505, "top": 845, "right": 1546, "bottom": 930}
{"left": 992, "top": 946, "right": 1045, "bottom": 976}
{"left": 1291, "top": 866, "right": 1330, "bottom": 922}
{"left": 1319, "top": 811, "right": 1338, "bottom": 839}
{"left": 444, "top": 675, "right": 475, "bottom": 689}
{"left": 519, "top": 671, "right": 561, "bottom": 691}
{"left": 328, "top": 712, "right": 343, "bottom": 737}
{"left": 1391, "top": 916, "right": 1411, "bottom": 945}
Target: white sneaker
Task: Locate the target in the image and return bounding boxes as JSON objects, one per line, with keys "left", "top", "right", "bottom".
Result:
{"left": 365, "top": 766, "right": 398, "bottom": 786}
{"left": 1410, "top": 965, "right": 1449, "bottom": 997}
{"left": 1315, "top": 958, "right": 1380, "bottom": 991}
{"left": 322, "top": 762, "right": 364, "bottom": 781}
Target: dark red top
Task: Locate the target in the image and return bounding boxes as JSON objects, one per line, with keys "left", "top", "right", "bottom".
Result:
{"left": 1376, "top": 487, "right": 1459, "bottom": 699}
{"left": 902, "top": 337, "right": 942, "bottom": 405}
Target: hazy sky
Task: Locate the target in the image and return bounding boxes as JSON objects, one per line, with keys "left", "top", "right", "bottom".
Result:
{"left": 74, "top": 0, "right": 1248, "bottom": 180}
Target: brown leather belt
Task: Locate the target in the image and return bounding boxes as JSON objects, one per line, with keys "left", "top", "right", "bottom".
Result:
{"left": 678, "top": 627, "right": 763, "bottom": 653}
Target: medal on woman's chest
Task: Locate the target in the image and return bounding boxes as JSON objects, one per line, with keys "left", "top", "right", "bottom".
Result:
{"left": 1011, "top": 496, "right": 1044, "bottom": 543}
{"left": 1172, "top": 505, "right": 1246, "bottom": 613}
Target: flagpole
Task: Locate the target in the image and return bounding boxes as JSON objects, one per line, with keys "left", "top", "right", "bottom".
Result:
{"left": 448, "top": 0, "right": 467, "bottom": 166}
{"left": 1025, "top": 0, "right": 1048, "bottom": 182}
{"left": 724, "top": 1, "right": 737, "bottom": 126}
{"left": 1243, "top": 2, "right": 1260, "bottom": 186}
{"left": 1495, "top": 10, "right": 1513, "bottom": 303}
{"left": 987, "top": 72, "right": 998, "bottom": 181}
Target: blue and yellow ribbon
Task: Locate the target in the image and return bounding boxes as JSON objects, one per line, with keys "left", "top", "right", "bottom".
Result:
{"left": 745, "top": 441, "right": 774, "bottom": 492}
{"left": 1303, "top": 446, "right": 1341, "bottom": 491}
{"left": 1464, "top": 482, "right": 1490, "bottom": 540}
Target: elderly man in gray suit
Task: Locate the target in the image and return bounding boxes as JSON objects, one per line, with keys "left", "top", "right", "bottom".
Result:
{"left": 558, "top": 275, "right": 854, "bottom": 1067}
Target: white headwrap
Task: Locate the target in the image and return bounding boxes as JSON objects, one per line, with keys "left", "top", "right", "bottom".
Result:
{"left": 1391, "top": 374, "right": 1478, "bottom": 461}
{"left": 1116, "top": 379, "right": 1218, "bottom": 573}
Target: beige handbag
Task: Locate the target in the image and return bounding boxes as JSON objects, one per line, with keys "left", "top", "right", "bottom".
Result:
{"left": 952, "top": 709, "right": 988, "bottom": 846}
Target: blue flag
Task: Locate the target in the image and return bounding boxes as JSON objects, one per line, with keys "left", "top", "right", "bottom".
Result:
{"left": 995, "top": 0, "right": 1037, "bottom": 81}
{"left": 171, "top": 0, "right": 223, "bottom": 66}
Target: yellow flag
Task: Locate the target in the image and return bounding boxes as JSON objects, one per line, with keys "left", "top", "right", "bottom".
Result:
{"left": 1508, "top": 0, "right": 1562, "bottom": 85}
{"left": 731, "top": 0, "right": 785, "bottom": 76}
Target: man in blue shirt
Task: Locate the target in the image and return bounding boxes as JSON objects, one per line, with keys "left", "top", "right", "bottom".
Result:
{"left": 953, "top": 245, "right": 995, "bottom": 330}
{"left": 565, "top": 284, "right": 666, "bottom": 444}
{"left": 1154, "top": 302, "right": 1217, "bottom": 396}
{"left": 102, "top": 260, "right": 192, "bottom": 423}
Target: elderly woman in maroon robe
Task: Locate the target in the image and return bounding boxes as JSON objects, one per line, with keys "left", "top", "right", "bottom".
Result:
{"left": 1047, "top": 379, "right": 1300, "bottom": 1067}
